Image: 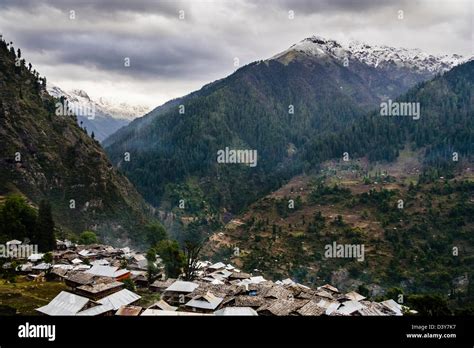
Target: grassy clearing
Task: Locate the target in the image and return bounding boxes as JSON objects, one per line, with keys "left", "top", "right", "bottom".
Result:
{"left": 136, "top": 288, "right": 161, "bottom": 308}
{"left": 0, "top": 276, "right": 67, "bottom": 315}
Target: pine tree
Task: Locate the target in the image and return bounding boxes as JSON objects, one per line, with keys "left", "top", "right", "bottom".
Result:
{"left": 36, "top": 200, "right": 56, "bottom": 251}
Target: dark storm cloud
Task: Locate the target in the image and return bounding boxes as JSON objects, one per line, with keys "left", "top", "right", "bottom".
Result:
{"left": 10, "top": 30, "right": 222, "bottom": 80}
{"left": 0, "top": 0, "right": 188, "bottom": 16}
{"left": 269, "top": 0, "right": 404, "bottom": 13}
{"left": 0, "top": 0, "right": 470, "bottom": 106}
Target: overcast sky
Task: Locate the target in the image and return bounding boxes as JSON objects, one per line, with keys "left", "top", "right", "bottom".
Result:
{"left": 0, "top": 0, "right": 472, "bottom": 109}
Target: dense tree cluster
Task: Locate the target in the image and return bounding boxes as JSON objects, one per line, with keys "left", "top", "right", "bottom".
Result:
{"left": 0, "top": 195, "right": 56, "bottom": 252}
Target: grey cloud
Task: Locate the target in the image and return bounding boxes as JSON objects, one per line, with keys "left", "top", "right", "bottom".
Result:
{"left": 0, "top": 0, "right": 189, "bottom": 16}
{"left": 0, "top": 0, "right": 470, "bottom": 106}
{"left": 10, "top": 30, "right": 225, "bottom": 80}
{"left": 261, "top": 0, "right": 405, "bottom": 13}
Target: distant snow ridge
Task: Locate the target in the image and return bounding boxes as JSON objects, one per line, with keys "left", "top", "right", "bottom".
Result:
{"left": 275, "top": 35, "right": 466, "bottom": 74}
{"left": 47, "top": 86, "right": 150, "bottom": 120}
{"left": 95, "top": 97, "right": 150, "bottom": 121}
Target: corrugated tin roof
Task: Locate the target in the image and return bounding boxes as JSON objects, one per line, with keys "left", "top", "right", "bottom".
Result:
{"left": 32, "top": 263, "right": 51, "bottom": 270}
{"left": 141, "top": 309, "right": 214, "bottom": 316}
{"left": 381, "top": 299, "right": 403, "bottom": 315}
{"left": 325, "top": 302, "right": 340, "bottom": 315}
{"left": 28, "top": 253, "right": 44, "bottom": 261}
{"left": 214, "top": 307, "right": 258, "bottom": 316}
{"left": 86, "top": 265, "right": 128, "bottom": 278}
{"left": 337, "top": 300, "right": 366, "bottom": 315}
{"left": 76, "top": 303, "right": 114, "bottom": 316}
{"left": 6, "top": 239, "right": 22, "bottom": 245}
{"left": 36, "top": 291, "right": 90, "bottom": 316}
{"left": 90, "top": 259, "right": 110, "bottom": 266}
{"left": 98, "top": 289, "right": 141, "bottom": 310}
{"left": 185, "top": 292, "right": 223, "bottom": 310}
{"left": 209, "top": 262, "right": 226, "bottom": 270}
{"left": 165, "top": 280, "right": 199, "bottom": 293}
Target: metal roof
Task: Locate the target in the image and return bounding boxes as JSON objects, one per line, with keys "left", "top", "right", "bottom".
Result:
{"left": 165, "top": 280, "right": 199, "bottom": 293}
{"left": 380, "top": 299, "right": 403, "bottom": 315}
{"left": 98, "top": 289, "right": 141, "bottom": 310}
{"left": 141, "top": 309, "right": 214, "bottom": 316}
{"left": 27, "top": 253, "right": 44, "bottom": 261}
{"left": 214, "top": 307, "right": 258, "bottom": 316}
{"left": 6, "top": 239, "right": 22, "bottom": 245}
{"left": 185, "top": 292, "right": 223, "bottom": 310}
{"left": 325, "top": 302, "right": 340, "bottom": 315}
{"left": 36, "top": 291, "right": 90, "bottom": 316}
{"left": 209, "top": 262, "right": 226, "bottom": 270}
{"left": 76, "top": 303, "right": 114, "bottom": 316}
{"left": 90, "top": 259, "right": 110, "bottom": 266}
{"left": 32, "top": 263, "right": 52, "bottom": 270}
{"left": 336, "top": 300, "right": 366, "bottom": 315}
{"left": 86, "top": 265, "right": 129, "bottom": 278}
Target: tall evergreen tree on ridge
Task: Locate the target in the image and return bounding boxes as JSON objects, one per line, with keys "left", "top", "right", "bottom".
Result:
{"left": 36, "top": 200, "right": 56, "bottom": 252}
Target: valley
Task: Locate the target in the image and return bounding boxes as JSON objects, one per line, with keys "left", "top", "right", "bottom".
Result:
{"left": 204, "top": 149, "right": 474, "bottom": 311}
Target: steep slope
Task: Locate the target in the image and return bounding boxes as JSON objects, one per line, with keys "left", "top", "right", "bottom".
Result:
{"left": 303, "top": 60, "right": 473, "bottom": 166}
{"left": 104, "top": 36, "right": 465, "bottom": 215}
{"left": 0, "top": 39, "right": 152, "bottom": 246}
{"left": 205, "top": 60, "right": 473, "bottom": 297}
{"left": 206, "top": 160, "right": 474, "bottom": 299}
{"left": 47, "top": 86, "right": 149, "bottom": 142}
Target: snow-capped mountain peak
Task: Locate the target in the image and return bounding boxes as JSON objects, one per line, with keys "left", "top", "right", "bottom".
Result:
{"left": 272, "top": 35, "right": 467, "bottom": 74}
{"left": 47, "top": 85, "right": 150, "bottom": 121}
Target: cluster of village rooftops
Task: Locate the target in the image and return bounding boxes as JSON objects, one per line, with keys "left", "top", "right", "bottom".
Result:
{"left": 5, "top": 239, "right": 408, "bottom": 316}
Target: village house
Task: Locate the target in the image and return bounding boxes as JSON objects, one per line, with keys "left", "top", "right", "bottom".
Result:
{"left": 85, "top": 265, "right": 130, "bottom": 281}
{"left": 75, "top": 279, "right": 124, "bottom": 300}
{"left": 150, "top": 278, "right": 176, "bottom": 292}
{"left": 97, "top": 289, "right": 141, "bottom": 310}
{"left": 185, "top": 292, "right": 224, "bottom": 313}
{"left": 116, "top": 305, "right": 143, "bottom": 316}
{"left": 147, "top": 299, "right": 178, "bottom": 312}
{"left": 162, "top": 280, "right": 199, "bottom": 305}
{"left": 27, "top": 240, "right": 409, "bottom": 317}
{"left": 36, "top": 291, "right": 94, "bottom": 316}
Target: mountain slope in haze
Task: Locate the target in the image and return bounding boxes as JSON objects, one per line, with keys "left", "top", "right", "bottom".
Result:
{"left": 0, "top": 39, "right": 152, "bottom": 246}
{"left": 104, "top": 36, "right": 466, "bottom": 215}
{"left": 303, "top": 60, "right": 473, "bottom": 167}
{"left": 47, "top": 86, "right": 150, "bottom": 142}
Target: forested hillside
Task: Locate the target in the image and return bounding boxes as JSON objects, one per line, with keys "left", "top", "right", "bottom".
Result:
{"left": 105, "top": 46, "right": 458, "bottom": 216}
{"left": 0, "top": 38, "right": 153, "bottom": 246}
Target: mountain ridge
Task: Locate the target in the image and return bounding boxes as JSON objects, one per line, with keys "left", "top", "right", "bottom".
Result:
{"left": 0, "top": 38, "right": 153, "bottom": 247}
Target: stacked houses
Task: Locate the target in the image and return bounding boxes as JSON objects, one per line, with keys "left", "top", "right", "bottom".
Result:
{"left": 3, "top": 239, "right": 408, "bottom": 316}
